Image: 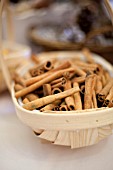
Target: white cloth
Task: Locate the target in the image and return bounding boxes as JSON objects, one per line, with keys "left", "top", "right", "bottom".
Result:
{"left": 0, "top": 92, "right": 113, "bottom": 170}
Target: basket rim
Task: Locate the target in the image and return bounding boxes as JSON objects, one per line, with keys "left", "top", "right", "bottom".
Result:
{"left": 12, "top": 86, "right": 113, "bottom": 130}
{"left": 11, "top": 51, "right": 113, "bottom": 130}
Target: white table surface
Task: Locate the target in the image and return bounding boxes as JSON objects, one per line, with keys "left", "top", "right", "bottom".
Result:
{"left": 0, "top": 92, "right": 113, "bottom": 170}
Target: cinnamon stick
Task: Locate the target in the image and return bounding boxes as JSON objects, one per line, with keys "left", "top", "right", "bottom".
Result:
{"left": 52, "top": 60, "right": 71, "bottom": 71}
{"left": 103, "top": 86, "right": 113, "bottom": 107}
{"left": 29, "top": 67, "right": 44, "bottom": 77}
{"left": 92, "top": 91, "right": 97, "bottom": 108}
{"left": 15, "top": 68, "right": 75, "bottom": 98}
{"left": 95, "top": 76, "right": 103, "bottom": 94}
{"left": 40, "top": 100, "right": 61, "bottom": 112}
{"left": 72, "top": 76, "right": 86, "bottom": 83}
{"left": 22, "top": 98, "right": 29, "bottom": 104}
{"left": 84, "top": 75, "right": 94, "bottom": 109}
{"left": 51, "top": 77, "right": 66, "bottom": 85}
{"left": 14, "top": 84, "right": 24, "bottom": 92}
{"left": 43, "top": 84, "right": 52, "bottom": 96}
{"left": 73, "top": 82, "right": 82, "bottom": 110}
{"left": 13, "top": 73, "right": 25, "bottom": 86}
{"left": 98, "top": 79, "right": 113, "bottom": 102}
{"left": 51, "top": 81, "right": 65, "bottom": 89}
{"left": 25, "top": 72, "right": 52, "bottom": 86}
{"left": 64, "top": 81, "right": 75, "bottom": 110}
{"left": 23, "top": 86, "right": 80, "bottom": 110}
{"left": 52, "top": 88, "right": 62, "bottom": 94}
{"left": 60, "top": 103, "right": 68, "bottom": 111}
{"left": 73, "top": 65, "right": 86, "bottom": 76}
{"left": 25, "top": 93, "right": 39, "bottom": 101}
{"left": 101, "top": 75, "right": 106, "bottom": 87}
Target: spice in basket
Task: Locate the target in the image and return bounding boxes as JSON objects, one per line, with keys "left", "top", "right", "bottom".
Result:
{"left": 13, "top": 49, "right": 113, "bottom": 112}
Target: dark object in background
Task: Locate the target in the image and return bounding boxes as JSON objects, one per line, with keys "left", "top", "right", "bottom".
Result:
{"left": 77, "top": 5, "right": 97, "bottom": 34}
{"left": 10, "top": 0, "right": 20, "bottom": 3}
{"left": 104, "top": 31, "right": 113, "bottom": 39}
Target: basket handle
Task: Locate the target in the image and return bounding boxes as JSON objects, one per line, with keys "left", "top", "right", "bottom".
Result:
{"left": 104, "top": 0, "right": 113, "bottom": 24}
{"left": 84, "top": 25, "right": 113, "bottom": 43}
{"left": 0, "top": 0, "right": 12, "bottom": 92}
{"left": 5, "top": 0, "right": 15, "bottom": 42}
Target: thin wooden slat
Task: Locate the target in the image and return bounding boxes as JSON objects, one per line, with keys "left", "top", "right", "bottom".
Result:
{"left": 98, "top": 125, "right": 112, "bottom": 141}
{"left": 54, "top": 131, "right": 71, "bottom": 146}
{"left": 70, "top": 128, "right": 98, "bottom": 149}
{"left": 38, "top": 130, "right": 58, "bottom": 142}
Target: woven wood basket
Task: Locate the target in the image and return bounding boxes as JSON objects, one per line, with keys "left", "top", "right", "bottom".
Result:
{"left": 28, "top": 0, "right": 113, "bottom": 54}
{"left": 11, "top": 51, "right": 113, "bottom": 148}
{"left": 1, "top": 0, "right": 113, "bottom": 149}
{"left": 28, "top": 25, "right": 113, "bottom": 54}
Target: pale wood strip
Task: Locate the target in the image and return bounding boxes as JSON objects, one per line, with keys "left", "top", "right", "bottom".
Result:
{"left": 54, "top": 131, "right": 71, "bottom": 146}
{"left": 70, "top": 130, "right": 80, "bottom": 149}
{"left": 38, "top": 130, "right": 58, "bottom": 142}
{"left": 70, "top": 128, "right": 98, "bottom": 149}
{"left": 98, "top": 125, "right": 112, "bottom": 141}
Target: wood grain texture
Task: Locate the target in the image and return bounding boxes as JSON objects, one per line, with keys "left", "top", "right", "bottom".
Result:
{"left": 38, "top": 130, "right": 58, "bottom": 142}
{"left": 98, "top": 125, "right": 112, "bottom": 141}
{"left": 54, "top": 131, "right": 71, "bottom": 146}
{"left": 70, "top": 128, "right": 98, "bottom": 149}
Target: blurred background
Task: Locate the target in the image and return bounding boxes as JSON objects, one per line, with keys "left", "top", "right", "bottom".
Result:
{"left": 2, "top": 0, "right": 113, "bottom": 62}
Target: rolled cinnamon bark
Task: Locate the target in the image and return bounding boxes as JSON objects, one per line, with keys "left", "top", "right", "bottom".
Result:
{"left": 95, "top": 76, "right": 103, "bottom": 94}
{"left": 40, "top": 100, "right": 61, "bottom": 112}
{"left": 74, "top": 61, "right": 97, "bottom": 69}
{"left": 73, "top": 82, "right": 82, "bottom": 110}
{"left": 43, "top": 84, "right": 52, "bottom": 96}
{"left": 25, "top": 72, "right": 52, "bottom": 86}
{"left": 13, "top": 73, "right": 25, "bottom": 87}
{"left": 101, "top": 75, "right": 106, "bottom": 87}
{"left": 22, "top": 98, "right": 29, "bottom": 104}
{"left": 15, "top": 68, "right": 75, "bottom": 98}
{"left": 51, "top": 81, "right": 66, "bottom": 89}
{"left": 25, "top": 93, "right": 39, "bottom": 101}
{"left": 23, "top": 86, "right": 80, "bottom": 110}
{"left": 60, "top": 104, "right": 68, "bottom": 111}
{"left": 53, "top": 106, "right": 60, "bottom": 111}
{"left": 64, "top": 81, "right": 75, "bottom": 110}
{"left": 103, "top": 86, "right": 113, "bottom": 107}
{"left": 23, "top": 72, "right": 32, "bottom": 79}
{"left": 91, "top": 100, "right": 94, "bottom": 108}
{"left": 51, "top": 77, "right": 67, "bottom": 85}
{"left": 43, "top": 61, "right": 53, "bottom": 71}
{"left": 14, "top": 84, "right": 24, "bottom": 92}
{"left": 72, "top": 76, "right": 86, "bottom": 83}
{"left": 108, "top": 98, "right": 113, "bottom": 108}
{"left": 94, "top": 64, "right": 104, "bottom": 76}
{"left": 52, "top": 88, "right": 62, "bottom": 94}
{"left": 29, "top": 67, "right": 44, "bottom": 77}
{"left": 30, "top": 61, "right": 53, "bottom": 76}
{"left": 73, "top": 65, "right": 86, "bottom": 76}
{"left": 52, "top": 60, "right": 71, "bottom": 71}
{"left": 84, "top": 75, "right": 94, "bottom": 109}
{"left": 98, "top": 79, "right": 113, "bottom": 102}
{"left": 82, "top": 48, "right": 95, "bottom": 63}
{"left": 92, "top": 91, "right": 97, "bottom": 108}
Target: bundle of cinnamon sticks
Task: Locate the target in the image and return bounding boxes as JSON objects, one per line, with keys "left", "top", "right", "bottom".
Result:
{"left": 14, "top": 48, "right": 113, "bottom": 112}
